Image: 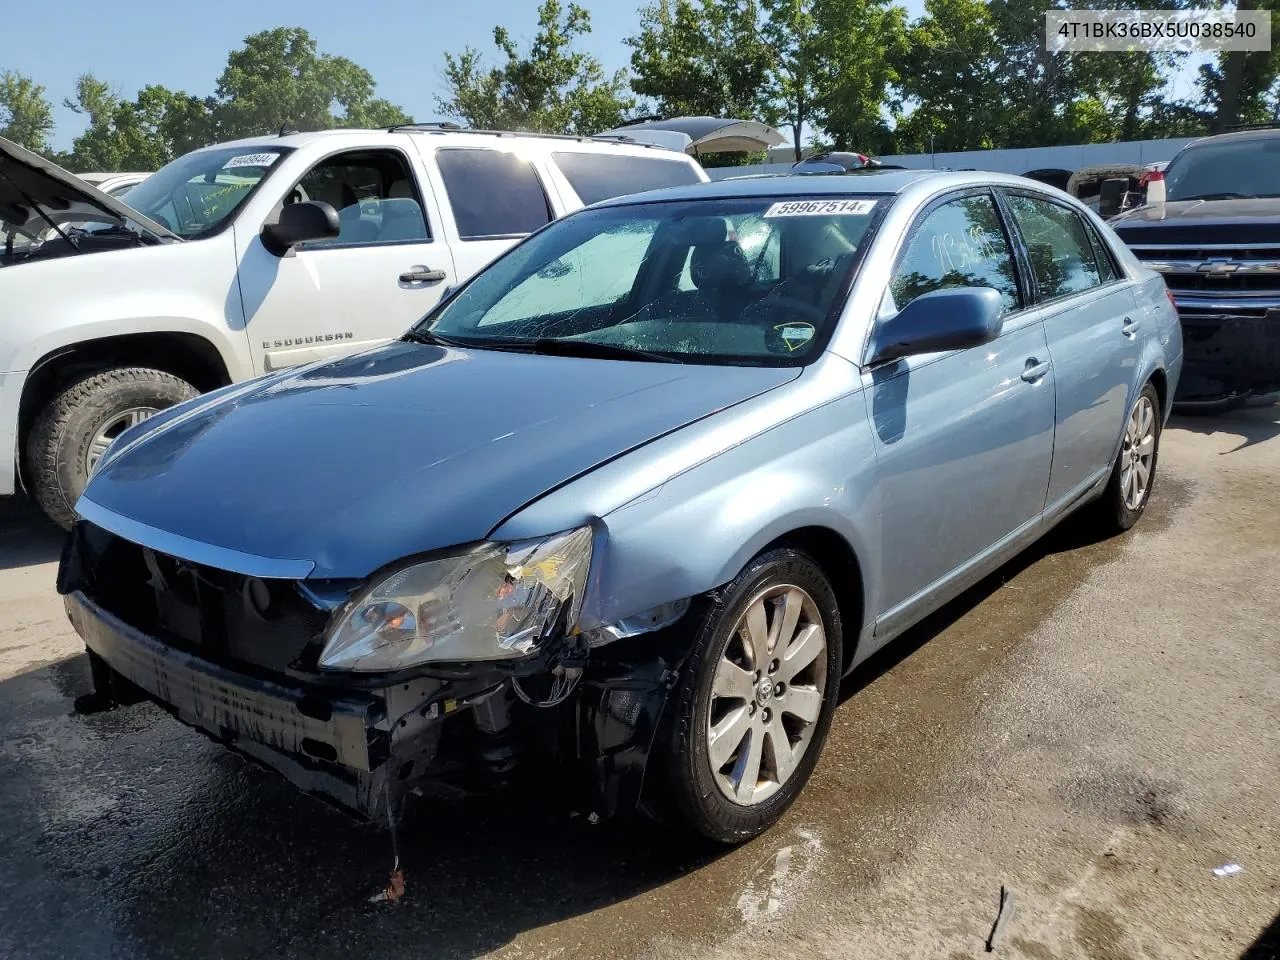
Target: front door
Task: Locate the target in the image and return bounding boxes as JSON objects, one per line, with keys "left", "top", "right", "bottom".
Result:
{"left": 1001, "top": 190, "right": 1142, "bottom": 511}
{"left": 235, "top": 147, "right": 456, "bottom": 373}
{"left": 866, "top": 190, "right": 1057, "bottom": 636}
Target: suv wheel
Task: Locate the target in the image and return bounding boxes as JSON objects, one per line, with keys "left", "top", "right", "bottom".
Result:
{"left": 661, "top": 548, "right": 843, "bottom": 843}
{"left": 27, "top": 367, "right": 198, "bottom": 529}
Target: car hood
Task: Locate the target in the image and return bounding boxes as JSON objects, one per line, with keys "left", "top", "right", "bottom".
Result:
{"left": 1112, "top": 198, "right": 1280, "bottom": 244}
{"left": 81, "top": 341, "right": 800, "bottom": 579}
{"left": 0, "top": 136, "right": 175, "bottom": 241}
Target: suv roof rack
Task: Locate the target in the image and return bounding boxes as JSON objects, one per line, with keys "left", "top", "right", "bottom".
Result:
{"left": 386, "top": 121, "right": 669, "bottom": 150}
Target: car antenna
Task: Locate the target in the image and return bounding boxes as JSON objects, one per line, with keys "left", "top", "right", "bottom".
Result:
{"left": 278, "top": 123, "right": 297, "bottom": 137}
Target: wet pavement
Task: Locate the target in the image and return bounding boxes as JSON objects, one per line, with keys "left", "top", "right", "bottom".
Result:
{"left": 1, "top": 410, "right": 1277, "bottom": 960}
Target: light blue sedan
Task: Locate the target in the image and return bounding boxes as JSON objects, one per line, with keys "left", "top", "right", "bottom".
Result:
{"left": 61, "top": 170, "right": 1182, "bottom": 844}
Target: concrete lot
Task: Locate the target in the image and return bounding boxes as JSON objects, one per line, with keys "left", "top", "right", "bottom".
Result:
{"left": 0, "top": 410, "right": 1276, "bottom": 960}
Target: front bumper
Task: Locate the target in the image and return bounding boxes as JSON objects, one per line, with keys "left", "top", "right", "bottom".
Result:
{"left": 64, "top": 589, "right": 456, "bottom": 817}
{"left": 1172, "top": 297, "right": 1280, "bottom": 404}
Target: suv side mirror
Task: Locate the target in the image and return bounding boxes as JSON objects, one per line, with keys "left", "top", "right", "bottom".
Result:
{"left": 261, "top": 200, "right": 340, "bottom": 255}
{"left": 869, "top": 287, "right": 1004, "bottom": 364}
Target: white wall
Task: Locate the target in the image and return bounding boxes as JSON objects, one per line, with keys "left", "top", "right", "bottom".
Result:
{"left": 706, "top": 136, "right": 1201, "bottom": 180}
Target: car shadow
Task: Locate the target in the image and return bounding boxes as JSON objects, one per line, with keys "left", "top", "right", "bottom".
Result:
{"left": 1240, "top": 909, "right": 1280, "bottom": 959}
{"left": 0, "top": 496, "right": 65, "bottom": 570}
{"left": 1170, "top": 402, "right": 1280, "bottom": 454}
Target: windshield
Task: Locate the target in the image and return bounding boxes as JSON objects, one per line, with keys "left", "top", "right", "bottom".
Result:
{"left": 419, "top": 196, "right": 883, "bottom": 366}
{"left": 121, "top": 145, "right": 290, "bottom": 238}
{"left": 1164, "top": 137, "right": 1280, "bottom": 201}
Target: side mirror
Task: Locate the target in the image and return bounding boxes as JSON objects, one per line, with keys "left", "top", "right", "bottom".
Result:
{"left": 261, "top": 200, "right": 340, "bottom": 255}
{"left": 870, "top": 287, "right": 1004, "bottom": 364}
{"left": 1097, "top": 178, "right": 1129, "bottom": 218}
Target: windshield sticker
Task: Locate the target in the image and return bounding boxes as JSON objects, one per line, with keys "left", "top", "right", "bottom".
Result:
{"left": 774, "top": 322, "right": 816, "bottom": 351}
{"left": 764, "top": 199, "right": 876, "bottom": 218}
{"left": 221, "top": 152, "right": 280, "bottom": 170}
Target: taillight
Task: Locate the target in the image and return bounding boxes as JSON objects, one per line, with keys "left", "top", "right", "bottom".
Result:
{"left": 1139, "top": 170, "right": 1165, "bottom": 188}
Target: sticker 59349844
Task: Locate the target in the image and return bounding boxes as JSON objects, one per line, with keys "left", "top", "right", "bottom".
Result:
{"left": 764, "top": 199, "right": 877, "bottom": 218}
{"left": 222, "top": 152, "right": 280, "bottom": 170}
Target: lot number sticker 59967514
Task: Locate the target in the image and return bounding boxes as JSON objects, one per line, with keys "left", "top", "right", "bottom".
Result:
{"left": 764, "top": 199, "right": 877, "bottom": 218}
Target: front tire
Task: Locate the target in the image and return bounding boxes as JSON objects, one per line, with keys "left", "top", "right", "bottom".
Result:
{"left": 26, "top": 367, "right": 197, "bottom": 529}
{"left": 662, "top": 548, "right": 843, "bottom": 843}
{"left": 1090, "top": 381, "right": 1162, "bottom": 533}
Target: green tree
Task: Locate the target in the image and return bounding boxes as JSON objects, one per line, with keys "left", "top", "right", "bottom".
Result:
{"left": 814, "top": 0, "right": 909, "bottom": 154}
{"left": 211, "top": 27, "right": 410, "bottom": 138}
{"left": 0, "top": 71, "right": 55, "bottom": 154}
{"left": 62, "top": 75, "right": 211, "bottom": 171}
{"left": 437, "top": 0, "right": 635, "bottom": 135}
{"left": 1198, "top": 0, "right": 1280, "bottom": 131}
{"left": 627, "top": 0, "right": 772, "bottom": 119}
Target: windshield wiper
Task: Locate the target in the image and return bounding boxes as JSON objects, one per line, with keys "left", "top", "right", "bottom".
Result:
{"left": 1176, "top": 192, "right": 1255, "bottom": 201}
{"left": 402, "top": 328, "right": 466, "bottom": 347}
{"left": 527, "top": 338, "right": 684, "bottom": 364}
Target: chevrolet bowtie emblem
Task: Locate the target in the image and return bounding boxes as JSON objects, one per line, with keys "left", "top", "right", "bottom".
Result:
{"left": 1197, "top": 258, "right": 1241, "bottom": 275}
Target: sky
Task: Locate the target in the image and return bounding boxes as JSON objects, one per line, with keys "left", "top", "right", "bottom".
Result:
{"left": 8, "top": 0, "right": 1206, "bottom": 154}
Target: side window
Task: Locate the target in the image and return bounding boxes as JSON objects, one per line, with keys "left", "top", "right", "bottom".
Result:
{"left": 552, "top": 151, "right": 702, "bottom": 205}
{"left": 889, "top": 193, "right": 1021, "bottom": 314}
{"left": 436, "top": 149, "right": 552, "bottom": 240}
{"left": 293, "top": 149, "right": 429, "bottom": 247}
{"left": 1084, "top": 220, "right": 1120, "bottom": 283}
{"left": 1005, "top": 193, "right": 1102, "bottom": 300}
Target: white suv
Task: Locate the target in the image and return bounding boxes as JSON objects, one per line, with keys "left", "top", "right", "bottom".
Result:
{"left": 0, "top": 127, "right": 707, "bottom": 526}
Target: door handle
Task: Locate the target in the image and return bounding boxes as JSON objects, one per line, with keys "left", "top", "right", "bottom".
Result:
{"left": 1021, "top": 358, "right": 1051, "bottom": 383}
{"left": 1122, "top": 316, "right": 1141, "bottom": 338}
{"left": 400, "top": 265, "right": 447, "bottom": 283}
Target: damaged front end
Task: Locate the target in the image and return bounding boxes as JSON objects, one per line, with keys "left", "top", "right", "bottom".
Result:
{"left": 58, "top": 520, "right": 694, "bottom": 824}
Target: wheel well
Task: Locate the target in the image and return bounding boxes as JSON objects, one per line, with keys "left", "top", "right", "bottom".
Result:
{"left": 764, "top": 526, "right": 866, "bottom": 674}
{"left": 1148, "top": 368, "right": 1168, "bottom": 418}
{"left": 16, "top": 333, "right": 231, "bottom": 486}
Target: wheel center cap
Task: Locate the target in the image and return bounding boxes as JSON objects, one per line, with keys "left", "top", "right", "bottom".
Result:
{"left": 755, "top": 677, "right": 774, "bottom": 707}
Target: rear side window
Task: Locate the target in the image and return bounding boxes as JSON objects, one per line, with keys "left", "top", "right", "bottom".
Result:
{"left": 552, "top": 151, "right": 701, "bottom": 205}
{"left": 436, "top": 149, "right": 551, "bottom": 240}
{"left": 1005, "top": 193, "right": 1103, "bottom": 300}
{"left": 889, "top": 193, "right": 1021, "bottom": 315}
{"left": 1083, "top": 220, "right": 1120, "bottom": 282}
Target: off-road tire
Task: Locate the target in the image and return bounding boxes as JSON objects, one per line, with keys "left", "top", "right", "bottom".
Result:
{"left": 662, "top": 548, "right": 843, "bottom": 844}
{"left": 26, "top": 367, "right": 197, "bottom": 529}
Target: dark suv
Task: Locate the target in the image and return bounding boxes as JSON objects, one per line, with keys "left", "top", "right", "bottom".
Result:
{"left": 1110, "top": 129, "right": 1280, "bottom": 408}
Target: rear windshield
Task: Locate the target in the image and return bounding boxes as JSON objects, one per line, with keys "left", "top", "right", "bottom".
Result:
{"left": 1164, "top": 137, "right": 1280, "bottom": 201}
{"left": 552, "top": 151, "right": 702, "bottom": 205}
{"left": 422, "top": 194, "right": 884, "bottom": 366}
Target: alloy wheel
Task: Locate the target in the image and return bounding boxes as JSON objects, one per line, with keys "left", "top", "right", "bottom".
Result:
{"left": 85, "top": 407, "right": 157, "bottom": 476}
{"left": 1119, "top": 394, "right": 1156, "bottom": 511}
{"left": 706, "top": 584, "right": 828, "bottom": 806}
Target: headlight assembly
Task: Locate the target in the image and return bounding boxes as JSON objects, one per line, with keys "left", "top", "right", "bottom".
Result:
{"left": 318, "top": 526, "right": 593, "bottom": 672}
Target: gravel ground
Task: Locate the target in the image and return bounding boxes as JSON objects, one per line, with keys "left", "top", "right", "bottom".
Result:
{"left": 0, "top": 409, "right": 1276, "bottom": 960}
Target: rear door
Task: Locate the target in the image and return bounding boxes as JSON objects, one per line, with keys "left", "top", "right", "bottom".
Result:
{"left": 866, "top": 189, "right": 1057, "bottom": 637}
{"left": 236, "top": 144, "right": 454, "bottom": 372}
{"left": 999, "top": 189, "right": 1141, "bottom": 513}
{"left": 419, "top": 145, "right": 556, "bottom": 284}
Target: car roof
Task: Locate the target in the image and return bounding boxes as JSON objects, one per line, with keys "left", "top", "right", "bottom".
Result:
{"left": 590, "top": 168, "right": 1059, "bottom": 207}
{"left": 194, "top": 127, "right": 696, "bottom": 160}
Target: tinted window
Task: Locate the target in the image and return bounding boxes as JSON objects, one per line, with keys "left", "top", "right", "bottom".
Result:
{"left": 1084, "top": 221, "right": 1120, "bottom": 282}
{"left": 553, "top": 151, "right": 701, "bottom": 205}
{"left": 889, "top": 193, "right": 1020, "bottom": 314}
{"left": 423, "top": 195, "right": 882, "bottom": 366}
{"left": 436, "top": 149, "right": 551, "bottom": 240}
{"left": 1163, "top": 136, "right": 1280, "bottom": 201}
{"left": 1006, "top": 194, "right": 1102, "bottom": 300}
{"left": 294, "top": 149, "right": 429, "bottom": 247}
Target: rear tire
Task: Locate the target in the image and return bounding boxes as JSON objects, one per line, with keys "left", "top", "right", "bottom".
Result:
{"left": 26, "top": 367, "right": 197, "bottom": 529}
{"left": 1089, "top": 381, "right": 1162, "bottom": 534}
{"left": 661, "top": 548, "right": 843, "bottom": 844}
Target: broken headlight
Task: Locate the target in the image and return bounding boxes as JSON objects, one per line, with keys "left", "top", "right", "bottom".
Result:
{"left": 318, "top": 527, "right": 593, "bottom": 672}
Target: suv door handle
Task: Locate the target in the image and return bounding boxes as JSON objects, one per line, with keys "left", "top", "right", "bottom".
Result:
{"left": 1021, "top": 358, "right": 1051, "bottom": 383}
{"left": 400, "top": 266, "right": 447, "bottom": 283}
{"left": 1122, "top": 316, "right": 1141, "bottom": 338}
